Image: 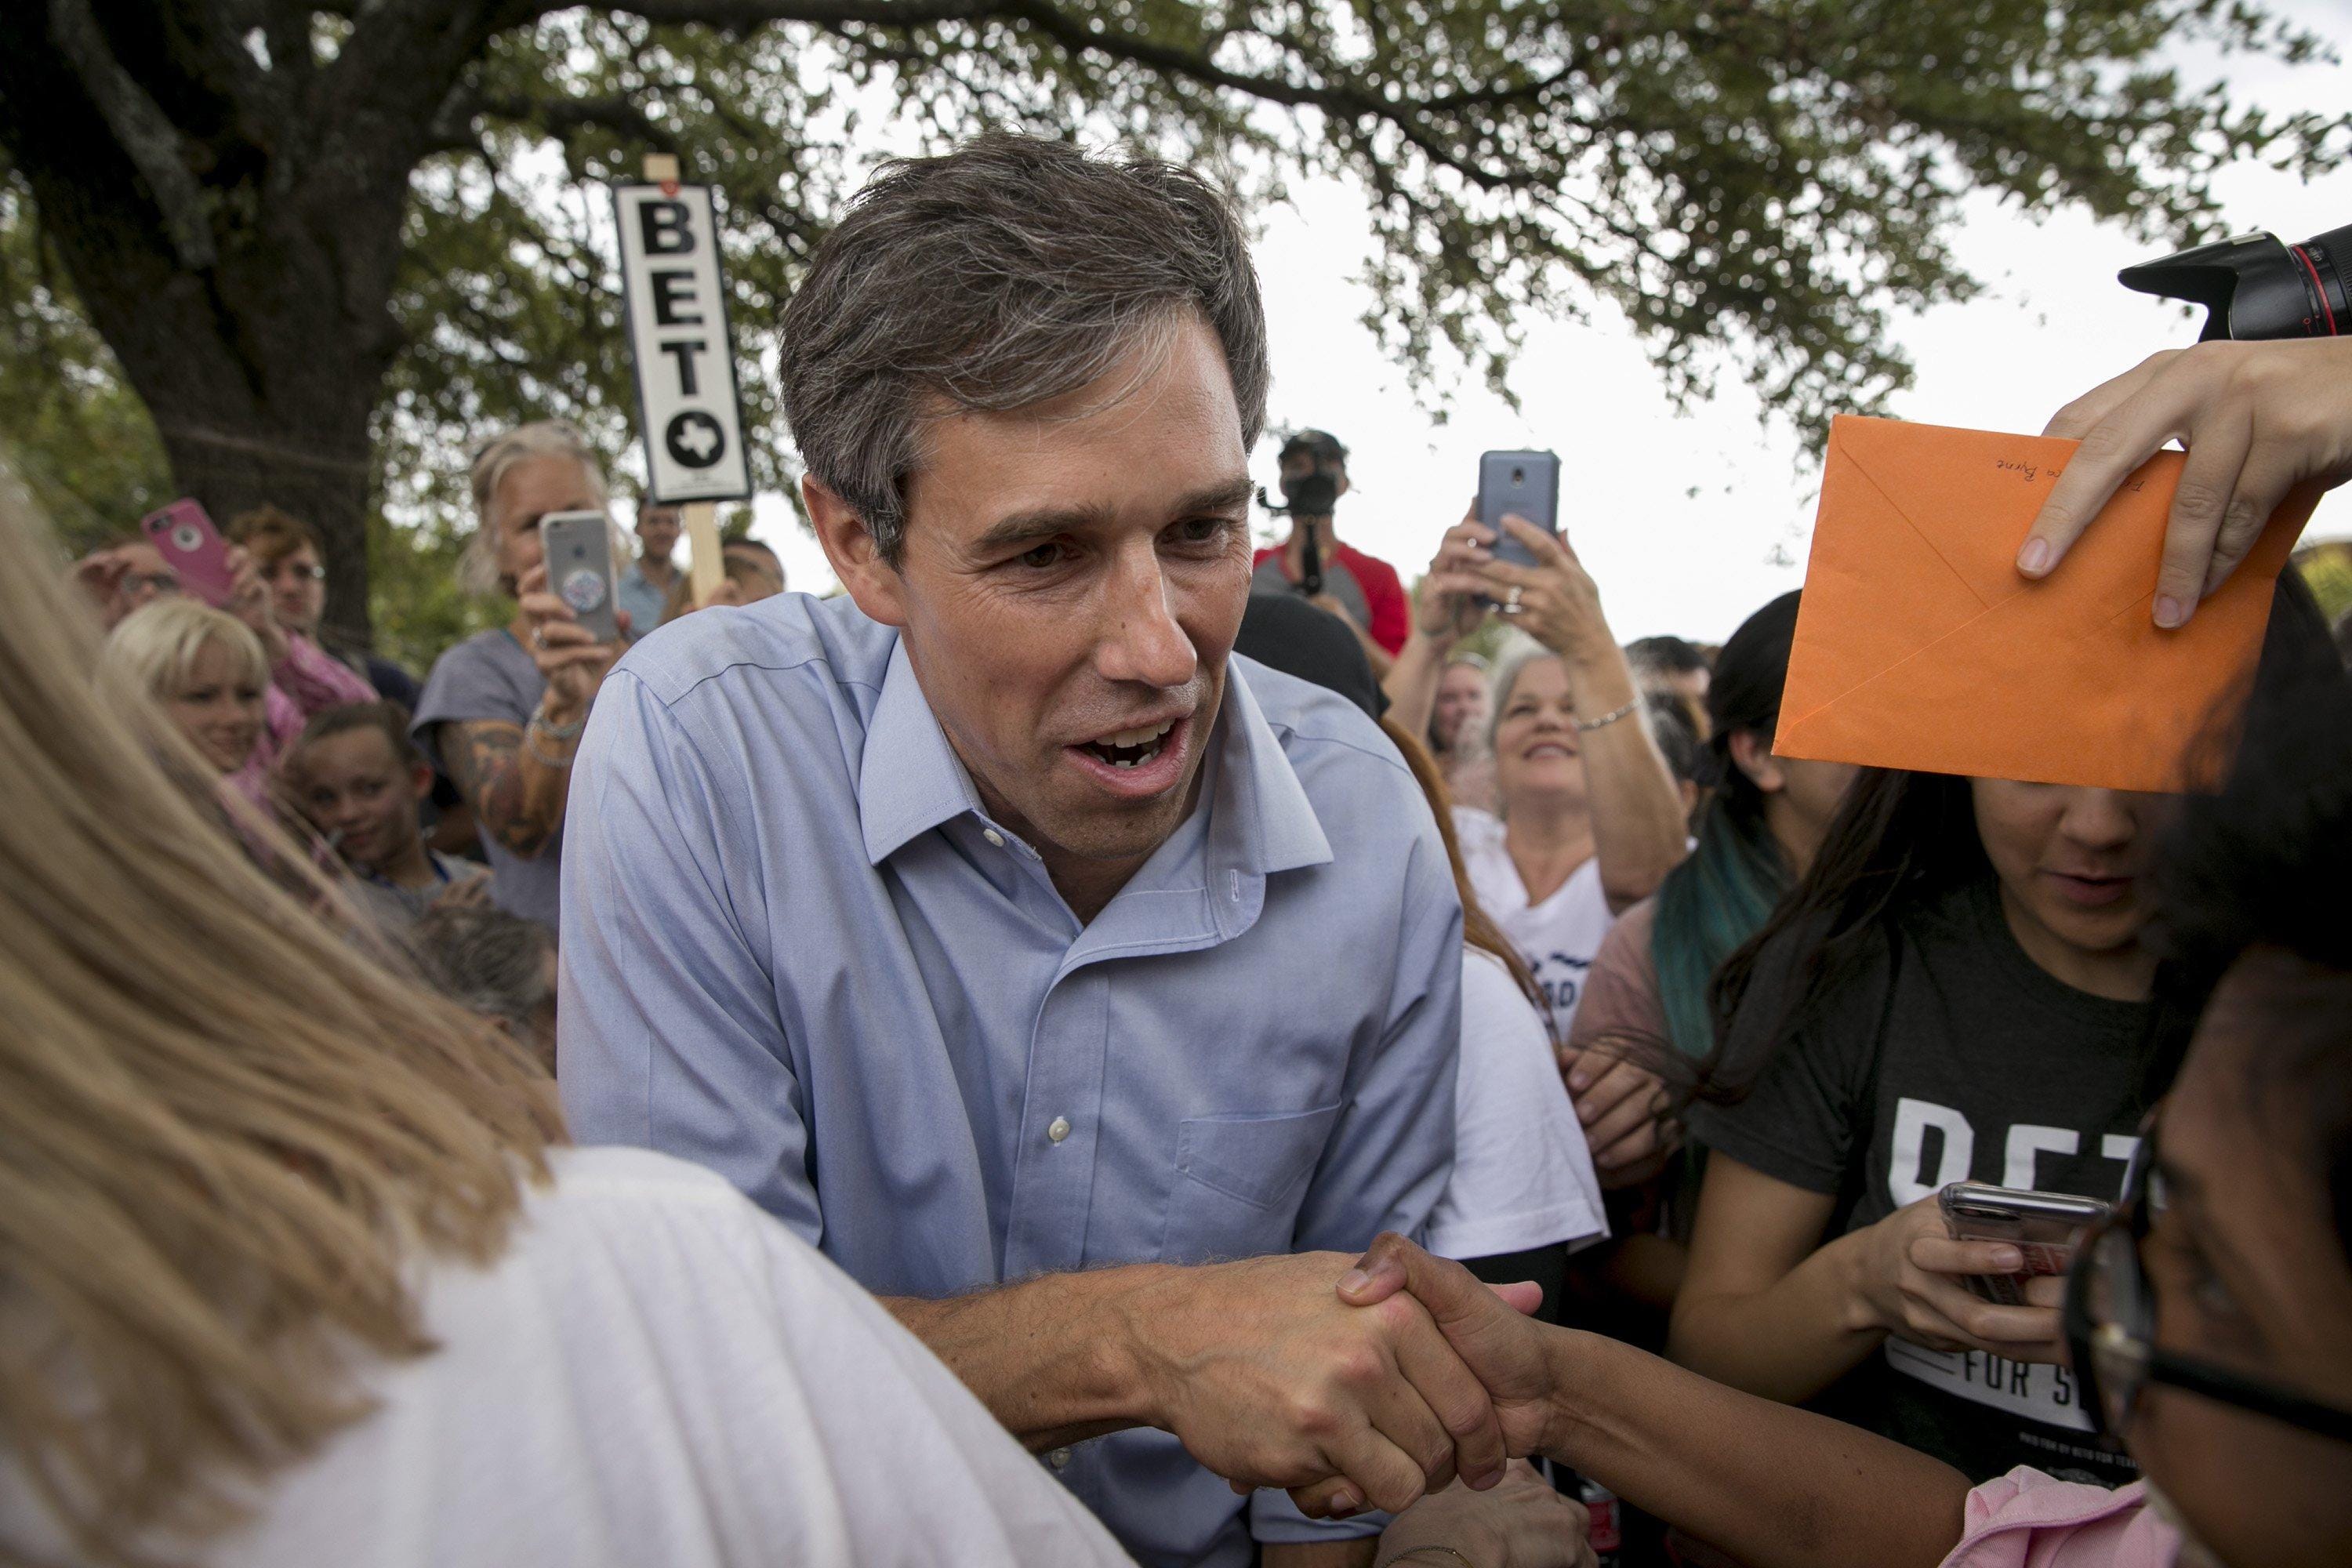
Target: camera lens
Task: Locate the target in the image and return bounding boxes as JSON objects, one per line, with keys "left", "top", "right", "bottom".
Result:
{"left": 2288, "top": 223, "right": 2348, "bottom": 337}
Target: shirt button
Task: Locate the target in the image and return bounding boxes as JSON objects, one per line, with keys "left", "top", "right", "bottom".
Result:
{"left": 1047, "top": 1116, "right": 1072, "bottom": 1144}
{"left": 982, "top": 828, "right": 1005, "bottom": 848}
{"left": 1048, "top": 1447, "right": 1073, "bottom": 1470}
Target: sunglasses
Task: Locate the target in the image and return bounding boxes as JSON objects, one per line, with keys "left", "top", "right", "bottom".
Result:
{"left": 2063, "top": 1121, "right": 2352, "bottom": 1445}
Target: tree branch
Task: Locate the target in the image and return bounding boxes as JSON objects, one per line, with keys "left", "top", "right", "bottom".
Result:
{"left": 42, "top": 0, "right": 217, "bottom": 268}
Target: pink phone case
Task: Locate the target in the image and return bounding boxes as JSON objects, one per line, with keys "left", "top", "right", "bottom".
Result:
{"left": 140, "top": 499, "right": 238, "bottom": 608}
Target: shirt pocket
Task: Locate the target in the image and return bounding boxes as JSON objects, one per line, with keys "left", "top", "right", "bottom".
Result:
{"left": 1160, "top": 1104, "right": 1343, "bottom": 1265}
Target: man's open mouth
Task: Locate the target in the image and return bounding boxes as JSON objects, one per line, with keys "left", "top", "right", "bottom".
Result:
{"left": 1080, "top": 717, "right": 1177, "bottom": 770}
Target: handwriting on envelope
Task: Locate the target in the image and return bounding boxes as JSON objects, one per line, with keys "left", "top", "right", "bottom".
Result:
{"left": 1774, "top": 416, "right": 2318, "bottom": 792}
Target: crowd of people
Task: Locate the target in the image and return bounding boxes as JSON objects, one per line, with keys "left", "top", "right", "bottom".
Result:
{"left": 5, "top": 131, "right": 2352, "bottom": 1568}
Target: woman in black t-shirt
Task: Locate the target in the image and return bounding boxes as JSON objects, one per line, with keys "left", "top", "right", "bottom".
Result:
{"left": 1667, "top": 582, "right": 2343, "bottom": 1487}
{"left": 1670, "top": 768, "right": 2179, "bottom": 1485}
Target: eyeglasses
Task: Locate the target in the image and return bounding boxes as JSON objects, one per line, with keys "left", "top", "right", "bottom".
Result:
{"left": 2063, "top": 1121, "right": 2352, "bottom": 1445}
{"left": 265, "top": 562, "right": 327, "bottom": 583}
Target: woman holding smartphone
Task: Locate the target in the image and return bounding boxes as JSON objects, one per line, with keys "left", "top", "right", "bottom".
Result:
{"left": 1664, "top": 581, "right": 2343, "bottom": 1488}
{"left": 414, "top": 420, "right": 630, "bottom": 934}
{"left": 1389, "top": 510, "right": 1689, "bottom": 1040}
{"left": 1314, "top": 542, "right": 2352, "bottom": 1568}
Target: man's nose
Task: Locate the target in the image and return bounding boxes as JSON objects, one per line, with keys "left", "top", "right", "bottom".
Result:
{"left": 1094, "top": 547, "right": 1198, "bottom": 691}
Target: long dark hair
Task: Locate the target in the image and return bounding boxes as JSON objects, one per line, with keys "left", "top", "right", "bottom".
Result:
{"left": 1697, "top": 572, "right": 2343, "bottom": 1106}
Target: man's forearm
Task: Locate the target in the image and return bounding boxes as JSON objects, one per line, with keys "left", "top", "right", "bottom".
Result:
{"left": 1541, "top": 1327, "right": 1969, "bottom": 1568}
{"left": 882, "top": 1265, "right": 1173, "bottom": 1450}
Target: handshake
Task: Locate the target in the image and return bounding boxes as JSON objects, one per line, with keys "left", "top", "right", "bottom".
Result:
{"left": 1134, "top": 1235, "right": 1567, "bottom": 1520}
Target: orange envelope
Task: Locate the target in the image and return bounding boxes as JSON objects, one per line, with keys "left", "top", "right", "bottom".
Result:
{"left": 1774, "top": 415, "right": 2317, "bottom": 792}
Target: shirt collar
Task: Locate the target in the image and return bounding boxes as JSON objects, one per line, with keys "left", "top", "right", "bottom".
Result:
{"left": 1208, "top": 656, "right": 1334, "bottom": 879}
{"left": 859, "top": 637, "right": 985, "bottom": 867}
{"left": 856, "top": 641, "right": 1334, "bottom": 880}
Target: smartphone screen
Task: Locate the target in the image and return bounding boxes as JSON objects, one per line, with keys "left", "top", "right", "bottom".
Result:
{"left": 140, "top": 499, "right": 238, "bottom": 608}
{"left": 1477, "top": 450, "right": 1562, "bottom": 569}
{"left": 539, "top": 510, "right": 622, "bottom": 644}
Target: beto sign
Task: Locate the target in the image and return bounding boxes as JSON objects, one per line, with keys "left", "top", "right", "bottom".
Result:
{"left": 612, "top": 181, "right": 753, "bottom": 503}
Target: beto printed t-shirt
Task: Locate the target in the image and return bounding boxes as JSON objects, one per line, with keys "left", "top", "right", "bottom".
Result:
{"left": 1690, "top": 873, "right": 2190, "bottom": 1487}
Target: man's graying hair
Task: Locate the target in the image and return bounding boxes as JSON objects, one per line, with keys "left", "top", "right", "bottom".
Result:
{"left": 780, "top": 133, "right": 1269, "bottom": 565}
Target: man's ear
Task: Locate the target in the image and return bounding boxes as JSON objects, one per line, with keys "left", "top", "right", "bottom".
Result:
{"left": 1726, "top": 727, "right": 1785, "bottom": 795}
{"left": 804, "top": 474, "right": 908, "bottom": 628}
{"left": 409, "top": 760, "right": 436, "bottom": 804}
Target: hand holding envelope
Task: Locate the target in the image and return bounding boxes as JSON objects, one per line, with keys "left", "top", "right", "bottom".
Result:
{"left": 1775, "top": 416, "right": 2320, "bottom": 793}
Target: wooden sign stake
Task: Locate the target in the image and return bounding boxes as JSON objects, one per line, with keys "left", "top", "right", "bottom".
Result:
{"left": 641, "top": 152, "right": 724, "bottom": 607}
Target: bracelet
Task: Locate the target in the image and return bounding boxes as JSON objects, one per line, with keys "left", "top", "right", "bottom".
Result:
{"left": 524, "top": 727, "right": 574, "bottom": 768}
{"left": 530, "top": 707, "right": 586, "bottom": 741}
{"left": 1573, "top": 696, "right": 1641, "bottom": 733}
{"left": 1379, "top": 1549, "right": 1478, "bottom": 1568}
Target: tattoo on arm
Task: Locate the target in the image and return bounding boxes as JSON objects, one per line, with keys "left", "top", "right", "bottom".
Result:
{"left": 441, "top": 719, "right": 563, "bottom": 858}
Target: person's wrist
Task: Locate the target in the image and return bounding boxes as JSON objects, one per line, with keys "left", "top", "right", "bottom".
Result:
{"left": 534, "top": 696, "right": 586, "bottom": 734}
{"left": 1101, "top": 1261, "right": 1188, "bottom": 1428}
{"left": 1835, "top": 1222, "right": 1893, "bottom": 1335}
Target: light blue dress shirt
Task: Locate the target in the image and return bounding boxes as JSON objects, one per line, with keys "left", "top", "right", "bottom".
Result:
{"left": 615, "top": 559, "right": 670, "bottom": 639}
{"left": 557, "top": 592, "right": 1462, "bottom": 1567}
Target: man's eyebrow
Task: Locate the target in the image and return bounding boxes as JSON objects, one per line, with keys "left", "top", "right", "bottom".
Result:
{"left": 970, "top": 477, "right": 1256, "bottom": 557}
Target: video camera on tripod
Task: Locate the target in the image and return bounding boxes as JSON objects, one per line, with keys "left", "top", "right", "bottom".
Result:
{"left": 1257, "top": 429, "right": 1348, "bottom": 596}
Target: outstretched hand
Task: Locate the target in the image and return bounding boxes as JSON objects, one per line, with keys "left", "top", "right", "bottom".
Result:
{"left": 1278, "top": 1234, "right": 1558, "bottom": 1519}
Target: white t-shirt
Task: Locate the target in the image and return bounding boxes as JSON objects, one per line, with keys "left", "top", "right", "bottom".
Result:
{"left": 1424, "top": 948, "right": 1610, "bottom": 1260}
{"left": 2, "top": 1146, "right": 1132, "bottom": 1568}
{"left": 1453, "top": 806, "right": 1617, "bottom": 1040}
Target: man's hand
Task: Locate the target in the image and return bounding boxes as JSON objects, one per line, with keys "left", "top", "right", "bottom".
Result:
{"left": 2019, "top": 338, "right": 2352, "bottom": 627}
{"left": 1127, "top": 1251, "right": 1515, "bottom": 1517}
{"left": 1272, "top": 1236, "right": 1555, "bottom": 1519}
{"left": 1377, "top": 1462, "right": 1595, "bottom": 1568}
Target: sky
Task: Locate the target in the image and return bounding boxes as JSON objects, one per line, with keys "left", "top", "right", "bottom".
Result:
{"left": 732, "top": 2, "right": 2352, "bottom": 643}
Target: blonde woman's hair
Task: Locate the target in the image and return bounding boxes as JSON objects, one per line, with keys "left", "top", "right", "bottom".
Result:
{"left": 0, "top": 472, "right": 564, "bottom": 1565}
{"left": 98, "top": 597, "right": 269, "bottom": 704}
{"left": 459, "top": 419, "right": 609, "bottom": 597}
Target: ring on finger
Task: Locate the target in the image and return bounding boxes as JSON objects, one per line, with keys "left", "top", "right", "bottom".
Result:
{"left": 531, "top": 626, "right": 547, "bottom": 650}
{"left": 1503, "top": 583, "right": 1524, "bottom": 614}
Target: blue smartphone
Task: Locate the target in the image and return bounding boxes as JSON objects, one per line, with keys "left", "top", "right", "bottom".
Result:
{"left": 1477, "top": 449, "right": 1562, "bottom": 568}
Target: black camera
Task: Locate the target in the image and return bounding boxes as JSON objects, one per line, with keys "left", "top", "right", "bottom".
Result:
{"left": 2120, "top": 222, "right": 2349, "bottom": 342}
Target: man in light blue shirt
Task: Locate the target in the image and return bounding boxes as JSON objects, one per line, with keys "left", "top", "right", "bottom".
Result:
{"left": 614, "top": 496, "right": 679, "bottom": 637}
{"left": 560, "top": 135, "right": 1492, "bottom": 1567}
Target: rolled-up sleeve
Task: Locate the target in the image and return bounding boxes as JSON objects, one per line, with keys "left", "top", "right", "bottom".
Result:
{"left": 557, "top": 669, "right": 824, "bottom": 1241}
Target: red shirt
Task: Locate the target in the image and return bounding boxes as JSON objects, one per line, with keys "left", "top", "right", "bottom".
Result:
{"left": 1251, "top": 540, "right": 1411, "bottom": 656}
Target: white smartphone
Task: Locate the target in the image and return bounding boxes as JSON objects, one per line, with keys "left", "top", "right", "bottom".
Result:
{"left": 539, "top": 510, "right": 622, "bottom": 644}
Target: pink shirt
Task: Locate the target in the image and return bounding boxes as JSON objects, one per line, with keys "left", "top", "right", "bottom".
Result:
{"left": 1941, "top": 1469, "right": 2179, "bottom": 1568}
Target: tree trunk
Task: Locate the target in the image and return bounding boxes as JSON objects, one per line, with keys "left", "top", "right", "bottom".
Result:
{"left": 0, "top": 0, "right": 491, "bottom": 650}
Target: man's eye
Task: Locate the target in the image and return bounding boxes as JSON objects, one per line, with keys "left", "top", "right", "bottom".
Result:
{"left": 1170, "top": 517, "right": 1232, "bottom": 547}
{"left": 1016, "top": 541, "right": 1068, "bottom": 570}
